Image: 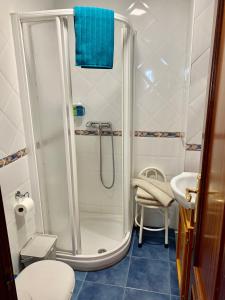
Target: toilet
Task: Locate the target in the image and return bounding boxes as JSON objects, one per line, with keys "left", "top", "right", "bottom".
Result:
{"left": 16, "top": 260, "right": 75, "bottom": 300}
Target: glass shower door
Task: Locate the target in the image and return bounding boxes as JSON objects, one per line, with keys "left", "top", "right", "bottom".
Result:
{"left": 21, "top": 18, "right": 79, "bottom": 254}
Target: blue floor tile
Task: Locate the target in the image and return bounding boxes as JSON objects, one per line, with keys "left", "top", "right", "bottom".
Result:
{"left": 124, "top": 288, "right": 170, "bottom": 300}
{"left": 86, "top": 256, "right": 130, "bottom": 286}
{"left": 132, "top": 234, "right": 169, "bottom": 260}
{"left": 72, "top": 280, "right": 83, "bottom": 299}
{"left": 169, "top": 239, "right": 176, "bottom": 262}
{"left": 127, "top": 244, "right": 133, "bottom": 257}
{"left": 168, "top": 229, "right": 176, "bottom": 240}
{"left": 76, "top": 282, "right": 124, "bottom": 300}
{"left": 139, "top": 229, "right": 165, "bottom": 243}
{"left": 127, "top": 257, "right": 170, "bottom": 294}
{"left": 127, "top": 230, "right": 135, "bottom": 257}
{"left": 171, "top": 287, "right": 180, "bottom": 297}
{"left": 75, "top": 271, "right": 87, "bottom": 281}
{"left": 170, "top": 262, "right": 179, "bottom": 296}
{"left": 134, "top": 228, "right": 175, "bottom": 244}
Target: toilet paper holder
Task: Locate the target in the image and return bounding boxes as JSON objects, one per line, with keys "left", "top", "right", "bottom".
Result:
{"left": 15, "top": 191, "right": 30, "bottom": 200}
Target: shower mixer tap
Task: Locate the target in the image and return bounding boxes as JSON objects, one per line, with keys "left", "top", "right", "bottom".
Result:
{"left": 86, "top": 121, "right": 112, "bottom": 129}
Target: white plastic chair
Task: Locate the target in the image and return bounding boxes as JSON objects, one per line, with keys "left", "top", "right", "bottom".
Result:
{"left": 134, "top": 167, "right": 169, "bottom": 248}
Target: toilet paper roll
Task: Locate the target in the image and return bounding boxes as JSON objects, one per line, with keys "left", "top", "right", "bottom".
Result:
{"left": 14, "top": 197, "right": 34, "bottom": 217}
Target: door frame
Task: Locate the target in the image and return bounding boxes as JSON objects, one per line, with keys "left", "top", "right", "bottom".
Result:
{"left": 192, "top": 0, "right": 225, "bottom": 298}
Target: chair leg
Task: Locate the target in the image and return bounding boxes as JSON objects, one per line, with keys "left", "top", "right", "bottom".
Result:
{"left": 138, "top": 205, "right": 144, "bottom": 247}
{"left": 164, "top": 207, "right": 169, "bottom": 248}
{"left": 134, "top": 202, "right": 138, "bottom": 227}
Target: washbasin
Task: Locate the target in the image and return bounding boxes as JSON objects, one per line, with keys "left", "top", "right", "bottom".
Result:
{"left": 170, "top": 172, "right": 198, "bottom": 209}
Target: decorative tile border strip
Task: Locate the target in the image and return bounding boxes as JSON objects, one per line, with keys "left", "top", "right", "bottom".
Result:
{"left": 186, "top": 144, "right": 202, "bottom": 151}
{"left": 134, "top": 131, "right": 183, "bottom": 138}
{"left": 0, "top": 148, "right": 28, "bottom": 169}
{"left": 75, "top": 129, "right": 122, "bottom": 136}
{"left": 75, "top": 130, "right": 184, "bottom": 138}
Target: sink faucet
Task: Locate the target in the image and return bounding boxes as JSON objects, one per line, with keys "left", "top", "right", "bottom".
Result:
{"left": 185, "top": 187, "right": 198, "bottom": 202}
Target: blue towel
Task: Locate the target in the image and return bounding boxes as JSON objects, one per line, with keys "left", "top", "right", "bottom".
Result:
{"left": 74, "top": 6, "right": 114, "bottom": 69}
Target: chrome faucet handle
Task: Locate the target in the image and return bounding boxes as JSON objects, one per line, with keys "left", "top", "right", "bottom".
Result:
{"left": 86, "top": 121, "right": 112, "bottom": 129}
{"left": 185, "top": 187, "right": 199, "bottom": 202}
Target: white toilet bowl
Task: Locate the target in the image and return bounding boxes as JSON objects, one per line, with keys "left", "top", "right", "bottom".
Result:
{"left": 16, "top": 260, "right": 75, "bottom": 300}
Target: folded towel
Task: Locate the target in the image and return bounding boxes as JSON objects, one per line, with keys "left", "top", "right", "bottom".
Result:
{"left": 74, "top": 6, "right": 114, "bottom": 69}
{"left": 132, "top": 177, "right": 174, "bottom": 207}
{"left": 137, "top": 187, "right": 154, "bottom": 200}
{"left": 138, "top": 174, "right": 174, "bottom": 199}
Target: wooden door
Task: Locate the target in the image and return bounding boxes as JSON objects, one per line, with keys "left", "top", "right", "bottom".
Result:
{"left": 0, "top": 187, "right": 18, "bottom": 299}
{"left": 191, "top": 1, "right": 225, "bottom": 299}
{"left": 177, "top": 207, "right": 194, "bottom": 300}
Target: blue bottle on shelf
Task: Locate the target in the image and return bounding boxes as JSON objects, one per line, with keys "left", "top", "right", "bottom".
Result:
{"left": 73, "top": 103, "right": 85, "bottom": 117}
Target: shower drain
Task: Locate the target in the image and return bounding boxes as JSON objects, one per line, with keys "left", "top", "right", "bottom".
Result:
{"left": 98, "top": 248, "right": 107, "bottom": 254}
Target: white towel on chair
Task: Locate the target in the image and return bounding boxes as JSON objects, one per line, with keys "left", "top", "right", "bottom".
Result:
{"left": 132, "top": 176, "right": 174, "bottom": 207}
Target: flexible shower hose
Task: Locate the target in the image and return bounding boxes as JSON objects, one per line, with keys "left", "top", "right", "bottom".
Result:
{"left": 99, "top": 125, "right": 115, "bottom": 189}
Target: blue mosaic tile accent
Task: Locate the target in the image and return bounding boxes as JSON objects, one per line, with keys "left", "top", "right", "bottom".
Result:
{"left": 186, "top": 144, "right": 202, "bottom": 151}
{"left": 0, "top": 148, "right": 28, "bottom": 169}
{"left": 72, "top": 229, "right": 179, "bottom": 300}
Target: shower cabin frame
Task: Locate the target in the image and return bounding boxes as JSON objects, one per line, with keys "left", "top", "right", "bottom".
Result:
{"left": 11, "top": 9, "right": 134, "bottom": 270}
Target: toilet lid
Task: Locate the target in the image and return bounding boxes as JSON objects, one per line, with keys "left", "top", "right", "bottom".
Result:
{"left": 16, "top": 260, "right": 75, "bottom": 300}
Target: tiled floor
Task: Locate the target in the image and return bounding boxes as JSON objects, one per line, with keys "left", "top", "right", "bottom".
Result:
{"left": 72, "top": 229, "right": 179, "bottom": 300}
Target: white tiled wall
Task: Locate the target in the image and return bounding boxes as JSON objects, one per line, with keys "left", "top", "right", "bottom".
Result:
{"left": 57, "top": 0, "right": 192, "bottom": 224}
{"left": 0, "top": 0, "right": 55, "bottom": 274}
{"left": 184, "top": 0, "right": 216, "bottom": 172}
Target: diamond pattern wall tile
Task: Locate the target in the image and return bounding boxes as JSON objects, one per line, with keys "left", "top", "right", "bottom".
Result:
{"left": 9, "top": 130, "right": 26, "bottom": 155}
{"left": 0, "top": 72, "right": 12, "bottom": 109}
{"left": 0, "top": 29, "right": 7, "bottom": 55}
{"left": 185, "top": 0, "right": 215, "bottom": 171}
{"left": 126, "top": 1, "right": 156, "bottom": 32}
{"left": 195, "top": 0, "right": 214, "bottom": 18}
{"left": 189, "top": 48, "right": 210, "bottom": 101}
{"left": 0, "top": 42, "right": 18, "bottom": 91}
{"left": 3, "top": 91, "right": 24, "bottom": 131}
{"left": 192, "top": 2, "right": 215, "bottom": 63}
{"left": 0, "top": 112, "right": 18, "bottom": 157}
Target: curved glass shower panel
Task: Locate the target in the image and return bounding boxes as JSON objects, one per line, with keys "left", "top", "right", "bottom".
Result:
{"left": 22, "top": 20, "right": 73, "bottom": 253}
{"left": 68, "top": 19, "right": 124, "bottom": 255}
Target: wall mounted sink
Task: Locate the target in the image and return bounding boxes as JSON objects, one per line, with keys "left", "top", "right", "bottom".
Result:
{"left": 170, "top": 172, "right": 199, "bottom": 209}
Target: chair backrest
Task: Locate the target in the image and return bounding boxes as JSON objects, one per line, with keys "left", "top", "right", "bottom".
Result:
{"left": 138, "top": 167, "right": 166, "bottom": 182}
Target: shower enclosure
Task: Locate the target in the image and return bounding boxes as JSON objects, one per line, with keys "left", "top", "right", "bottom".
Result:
{"left": 11, "top": 9, "right": 134, "bottom": 270}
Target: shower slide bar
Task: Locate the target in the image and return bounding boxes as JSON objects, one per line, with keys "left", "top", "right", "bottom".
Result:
{"left": 13, "top": 9, "right": 134, "bottom": 33}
